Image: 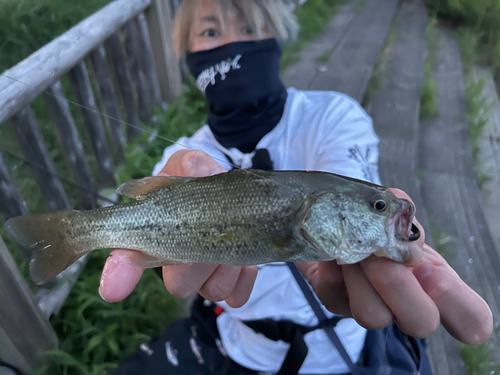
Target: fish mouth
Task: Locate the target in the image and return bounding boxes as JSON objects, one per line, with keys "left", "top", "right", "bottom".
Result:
{"left": 409, "top": 223, "right": 420, "bottom": 242}
{"left": 393, "top": 200, "right": 419, "bottom": 242}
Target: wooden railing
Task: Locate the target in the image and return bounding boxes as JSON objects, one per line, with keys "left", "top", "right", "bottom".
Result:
{"left": 0, "top": 0, "right": 181, "bottom": 372}
{"left": 0, "top": 0, "right": 311, "bottom": 371}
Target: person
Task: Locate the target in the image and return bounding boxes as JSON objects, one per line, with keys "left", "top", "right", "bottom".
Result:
{"left": 101, "top": 0, "right": 493, "bottom": 373}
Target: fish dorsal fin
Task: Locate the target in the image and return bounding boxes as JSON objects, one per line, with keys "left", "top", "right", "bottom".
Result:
{"left": 116, "top": 176, "right": 190, "bottom": 200}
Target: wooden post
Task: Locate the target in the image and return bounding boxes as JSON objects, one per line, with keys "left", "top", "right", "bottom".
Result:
{"left": 68, "top": 61, "right": 116, "bottom": 188}
{"left": 11, "top": 106, "right": 70, "bottom": 212}
{"left": 89, "top": 45, "right": 127, "bottom": 162}
{"left": 136, "top": 13, "right": 166, "bottom": 111}
{"left": 122, "top": 20, "right": 152, "bottom": 124}
{"left": 0, "top": 153, "right": 29, "bottom": 222}
{"left": 144, "top": 0, "right": 182, "bottom": 103}
{"left": 44, "top": 81, "right": 98, "bottom": 209}
{"left": 106, "top": 33, "right": 142, "bottom": 139}
{"left": 0, "top": 237, "right": 58, "bottom": 374}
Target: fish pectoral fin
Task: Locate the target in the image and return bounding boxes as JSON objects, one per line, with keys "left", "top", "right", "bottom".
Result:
{"left": 116, "top": 176, "right": 191, "bottom": 200}
{"left": 270, "top": 234, "right": 293, "bottom": 254}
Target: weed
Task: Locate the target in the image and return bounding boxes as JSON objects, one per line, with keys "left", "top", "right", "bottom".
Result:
{"left": 315, "top": 47, "right": 335, "bottom": 64}
{"left": 361, "top": 31, "right": 396, "bottom": 107}
{"left": 460, "top": 343, "right": 500, "bottom": 375}
{"left": 420, "top": 17, "right": 439, "bottom": 120}
{"left": 464, "top": 73, "right": 494, "bottom": 189}
{"left": 354, "top": 0, "right": 367, "bottom": 13}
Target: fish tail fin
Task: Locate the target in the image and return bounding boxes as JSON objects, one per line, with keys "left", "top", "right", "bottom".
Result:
{"left": 4, "top": 211, "right": 88, "bottom": 285}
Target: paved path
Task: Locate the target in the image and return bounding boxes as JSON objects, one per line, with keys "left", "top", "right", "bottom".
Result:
{"left": 418, "top": 29, "right": 500, "bottom": 365}
{"left": 471, "top": 66, "right": 500, "bottom": 250}
{"left": 364, "top": 3, "right": 465, "bottom": 373}
{"left": 282, "top": 0, "right": 399, "bottom": 103}
{"left": 282, "top": 0, "right": 500, "bottom": 372}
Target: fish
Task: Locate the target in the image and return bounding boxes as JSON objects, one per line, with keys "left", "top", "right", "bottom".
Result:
{"left": 3, "top": 169, "right": 420, "bottom": 285}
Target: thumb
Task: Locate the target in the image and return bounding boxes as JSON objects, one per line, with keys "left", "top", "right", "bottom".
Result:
{"left": 161, "top": 150, "right": 226, "bottom": 177}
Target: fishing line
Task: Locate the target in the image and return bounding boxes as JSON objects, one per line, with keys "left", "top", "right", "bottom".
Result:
{"left": 0, "top": 145, "right": 119, "bottom": 205}
{"left": 2, "top": 74, "right": 281, "bottom": 181}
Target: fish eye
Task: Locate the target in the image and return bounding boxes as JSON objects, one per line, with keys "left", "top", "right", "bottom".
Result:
{"left": 373, "top": 199, "right": 387, "bottom": 212}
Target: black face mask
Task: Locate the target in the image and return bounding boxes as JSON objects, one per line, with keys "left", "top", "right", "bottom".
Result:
{"left": 186, "top": 39, "right": 288, "bottom": 154}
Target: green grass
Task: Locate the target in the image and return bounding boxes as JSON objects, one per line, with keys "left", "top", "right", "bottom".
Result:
{"left": 463, "top": 73, "right": 494, "bottom": 190}
{"left": 460, "top": 342, "right": 500, "bottom": 375}
{"left": 420, "top": 17, "right": 439, "bottom": 120}
{"left": 37, "top": 251, "right": 184, "bottom": 375}
{"left": 361, "top": 31, "right": 396, "bottom": 107}
{"left": 0, "top": 0, "right": 111, "bottom": 73}
{"left": 316, "top": 47, "right": 335, "bottom": 64}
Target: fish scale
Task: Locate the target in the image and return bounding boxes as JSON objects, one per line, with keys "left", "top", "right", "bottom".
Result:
{"left": 4, "top": 169, "right": 419, "bottom": 285}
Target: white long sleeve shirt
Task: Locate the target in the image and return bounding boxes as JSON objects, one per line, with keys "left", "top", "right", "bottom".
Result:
{"left": 153, "top": 88, "right": 382, "bottom": 374}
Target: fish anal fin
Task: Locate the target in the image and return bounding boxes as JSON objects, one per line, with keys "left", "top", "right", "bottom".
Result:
{"left": 116, "top": 176, "right": 191, "bottom": 200}
{"left": 132, "top": 252, "right": 184, "bottom": 268}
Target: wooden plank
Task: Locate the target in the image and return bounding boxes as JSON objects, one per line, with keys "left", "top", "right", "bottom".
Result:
{"left": 136, "top": 13, "right": 165, "bottom": 110}
{"left": 0, "top": 153, "right": 29, "bottom": 221}
{"left": 144, "top": 0, "right": 182, "bottom": 103}
{"left": 106, "top": 33, "right": 142, "bottom": 139}
{"left": 418, "top": 28, "right": 500, "bottom": 364}
{"left": 122, "top": 19, "right": 152, "bottom": 124}
{"left": 11, "top": 106, "right": 70, "bottom": 212}
{"left": 366, "top": 0, "right": 429, "bottom": 218}
{"left": 309, "top": 0, "right": 399, "bottom": 103}
{"left": 0, "top": 237, "right": 58, "bottom": 374}
{"left": 282, "top": 3, "right": 358, "bottom": 89}
{"left": 68, "top": 61, "right": 116, "bottom": 188}
{"left": 470, "top": 66, "right": 500, "bottom": 247}
{"left": 89, "top": 45, "right": 127, "bottom": 162}
{"left": 43, "top": 81, "right": 98, "bottom": 209}
{"left": 0, "top": 0, "right": 152, "bottom": 125}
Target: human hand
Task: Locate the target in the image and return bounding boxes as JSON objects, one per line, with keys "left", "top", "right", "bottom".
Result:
{"left": 296, "top": 189, "right": 493, "bottom": 345}
{"left": 99, "top": 150, "right": 258, "bottom": 308}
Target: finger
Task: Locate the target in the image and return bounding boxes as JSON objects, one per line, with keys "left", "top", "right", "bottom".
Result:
{"left": 199, "top": 265, "right": 242, "bottom": 302}
{"left": 162, "top": 263, "right": 219, "bottom": 299}
{"left": 361, "top": 256, "right": 440, "bottom": 338}
{"left": 406, "top": 240, "right": 424, "bottom": 267}
{"left": 99, "top": 249, "right": 145, "bottom": 303}
{"left": 160, "top": 150, "right": 226, "bottom": 177}
{"left": 414, "top": 250, "right": 494, "bottom": 345}
{"left": 225, "top": 266, "right": 258, "bottom": 308}
{"left": 342, "top": 263, "right": 393, "bottom": 329}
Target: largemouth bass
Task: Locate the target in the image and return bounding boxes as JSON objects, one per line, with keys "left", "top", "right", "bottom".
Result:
{"left": 4, "top": 170, "right": 420, "bottom": 285}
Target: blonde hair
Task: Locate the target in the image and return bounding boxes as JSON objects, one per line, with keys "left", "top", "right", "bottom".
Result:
{"left": 172, "top": 0, "right": 298, "bottom": 56}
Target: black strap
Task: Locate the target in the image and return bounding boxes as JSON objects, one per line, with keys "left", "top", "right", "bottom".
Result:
{"left": 243, "top": 316, "right": 345, "bottom": 375}
{"left": 286, "top": 262, "right": 355, "bottom": 370}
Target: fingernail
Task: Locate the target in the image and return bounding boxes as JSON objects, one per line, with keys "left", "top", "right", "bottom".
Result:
{"left": 99, "top": 255, "right": 120, "bottom": 302}
{"left": 210, "top": 165, "right": 226, "bottom": 176}
{"left": 98, "top": 286, "right": 107, "bottom": 301}
{"left": 414, "top": 263, "right": 433, "bottom": 279}
{"left": 99, "top": 253, "right": 137, "bottom": 302}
